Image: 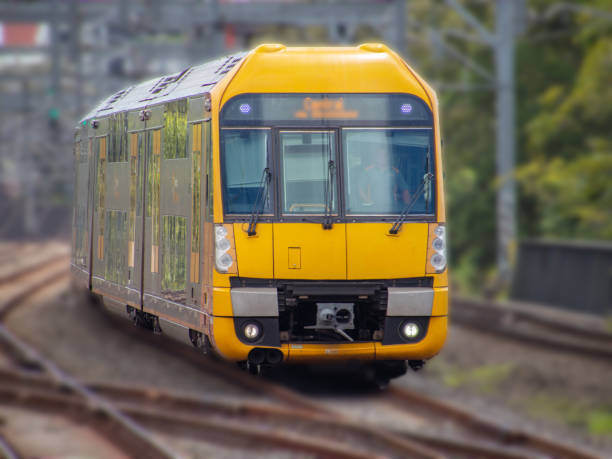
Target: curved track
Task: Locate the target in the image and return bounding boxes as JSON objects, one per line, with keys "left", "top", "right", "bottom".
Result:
{"left": 0, "top": 241, "right": 605, "bottom": 458}
{"left": 0, "top": 243, "right": 176, "bottom": 459}
{"left": 101, "top": 292, "right": 602, "bottom": 458}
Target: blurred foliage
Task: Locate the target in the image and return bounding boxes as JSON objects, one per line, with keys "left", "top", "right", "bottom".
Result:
{"left": 405, "top": 0, "right": 612, "bottom": 291}
{"left": 438, "top": 362, "right": 515, "bottom": 394}
{"left": 525, "top": 394, "right": 612, "bottom": 437}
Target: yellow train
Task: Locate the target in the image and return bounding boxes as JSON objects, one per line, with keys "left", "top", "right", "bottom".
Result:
{"left": 71, "top": 44, "right": 448, "bottom": 382}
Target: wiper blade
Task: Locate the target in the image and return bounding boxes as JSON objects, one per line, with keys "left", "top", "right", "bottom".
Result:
{"left": 322, "top": 160, "right": 335, "bottom": 230}
{"left": 247, "top": 167, "right": 271, "bottom": 236}
{"left": 389, "top": 173, "right": 433, "bottom": 235}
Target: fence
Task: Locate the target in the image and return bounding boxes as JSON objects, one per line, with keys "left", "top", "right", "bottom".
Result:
{"left": 511, "top": 239, "right": 612, "bottom": 316}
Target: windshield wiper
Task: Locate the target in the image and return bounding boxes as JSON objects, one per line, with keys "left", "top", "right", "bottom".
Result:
{"left": 425, "top": 146, "right": 432, "bottom": 213}
{"left": 247, "top": 167, "right": 271, "bottom": 236}
{"left": 389, "top": 173, "right": 434, "bottom": 235}
{"left": 322, "top": 159, "right": 335, "bottom": 229}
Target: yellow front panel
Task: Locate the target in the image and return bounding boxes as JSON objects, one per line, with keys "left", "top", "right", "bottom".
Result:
{"left": 432, "top": 287, "right": 448, "bottom": 316}
{"left": 273, "top": 223, "right": 346, "bottom": 279}
{"left": 286, "top": 342, "right": 375, "bottom": 362}
{"left": 233, "top": 222, "right": 274, "bottom": 278}
{"left": 212, "top": 286, "right": 232, "bottom": 317}
{"left": 346, "top": 223, "right": 428, "bottom": 279}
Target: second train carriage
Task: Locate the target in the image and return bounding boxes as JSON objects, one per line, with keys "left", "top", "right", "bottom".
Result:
{"left": 72, "top": 44, "right": 448, "bottom": 381}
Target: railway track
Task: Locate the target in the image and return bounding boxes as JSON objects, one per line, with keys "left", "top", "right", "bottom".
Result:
{"left": 451, "top": 296, "right": 612, "bottom": 361}
{"left": 0, "top": 243, "right": 178, "bottom": 459}
{"left": 0, "top": 242, "right": 436, "bottom": 458}
{"left": 0, "top": 241, "right": 605, "bottom": 458}
{"left": 384, "top": 386, "right": 602, "bottom": 459}
{"left": 100, "top": 295, "right": 603, "bottom": 458}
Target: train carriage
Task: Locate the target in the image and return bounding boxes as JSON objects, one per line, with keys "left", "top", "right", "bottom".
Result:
{"left": 72, "top": 43, "right": 448, "bottom": 381}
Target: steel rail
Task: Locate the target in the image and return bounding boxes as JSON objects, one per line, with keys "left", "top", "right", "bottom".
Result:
{"left": 0, "top": 244, "right": 69, "bottom": 285}
{"left": 0, "top": 379, "right": 374, "bottom": 459}
{"left": 0, "top": 254, "right": 435, "bottom": 459}
{"left": 0, "top": 434, "right": 20, "bottom": 459}
{"left": 0, "top": 325, "right": 178, "bottom": 459}
{"left": 0, "top": 258, "right": 70, "bottom": 321}
{"left": 387, "top": 385, "right": 602, "bottom": 459}
{"left": 99, "top": 304, "right": 596, "bottom": 459}
{"left": 11, "top": 246, "right": 597, "bottom": 459}
{"left": 0, "top": 255, "right": 178, "bottom": 459}
{"left": 98, "top": 311, "right": 446, "bottom": 459}
{"left": 0, "top": 368, "right": 416, "bottom": 459}
{"left": 451, "top": 297, "right": 612, "bottom": 361}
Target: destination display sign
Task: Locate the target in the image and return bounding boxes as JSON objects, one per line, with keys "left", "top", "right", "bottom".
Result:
{"left": 221, "top": 94, "right": 432, "bottom": 126}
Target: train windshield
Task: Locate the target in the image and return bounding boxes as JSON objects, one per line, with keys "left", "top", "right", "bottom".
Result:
{"left": 221, "top": 129, "right": 272, "bottom": 214}
{"left": 220, "top": 94, "right": 435, "bottom": 217}
{"left": 342, "top": 129, "right": 433, "bottom": 215}
{"left": 279, "top": 131, "right": 337, "bottom": 215}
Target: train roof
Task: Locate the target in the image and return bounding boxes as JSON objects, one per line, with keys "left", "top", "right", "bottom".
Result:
{"left": 81, "top": 52, "right": 248, "bottom": 121}
{"left": 81, "top": 44, "right": 434, "bottom": 122}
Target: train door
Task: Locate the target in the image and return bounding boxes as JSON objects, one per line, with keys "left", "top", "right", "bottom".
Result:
{"left": 141, "top": 106, "right": 164, "bottom": 307}
{"left": 126, "top": 109, "right": 147, "bottom": 306}
{"left": 273, "top": 129, "right": 347, "bottom": 279}
{"left": 91, "top": 121, "right": 108, "bottom": 284}
{"left": 157, "top": 101, "right": 190, "bottom": 307}
{"left": 201, "top": 120, "right": 214, "bottom": 317}
{"left": 72, "top": 129, "right": 91, "bottom": 278}
{"left": 187, "top": 96, "right": 206, "bottom": 310}
{"left": 86, "top": 129, "right": 96, "bottom": 287}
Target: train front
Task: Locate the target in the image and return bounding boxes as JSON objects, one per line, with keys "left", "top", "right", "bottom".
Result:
{"left": 208, "top": 45, "right": 448, "bottom": 374}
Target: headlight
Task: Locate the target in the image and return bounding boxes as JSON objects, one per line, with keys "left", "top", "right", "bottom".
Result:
{"left": 216, "top": 253, "right": 233, "bottom": 271}
{"left": 215, "top": 224, "right": 234, "bottom": 273}
{"left": 243, "top": 322, "right": 262, "bottom": 341}
{"left": 216, "top": 238, "right": 231, "bottom": 252}
{"left": 432, "top": 237, "right": 445, "bottom": 252}
{"left": 430, "top": 253, "right": 447, "bottom": 271}
{"left": 401, "top": 321, "right": 420, "bottom": 339}
{"left": 427, "top": 223, "right": 447, "bottom": 273}
{"left": 215, "top": 225, "right": 228, "bottom": 240}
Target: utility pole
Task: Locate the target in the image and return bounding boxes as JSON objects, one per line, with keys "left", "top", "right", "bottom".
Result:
{"left": 443, "top": 0, "right": 520, "bottom": 287}
{"left": 494, "top": 0, "right": 516, "bottom": 286}
{"left": 71, "top": 0, "right": 83, "bottom": 117}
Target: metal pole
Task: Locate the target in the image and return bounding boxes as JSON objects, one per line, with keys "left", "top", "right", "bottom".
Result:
{"left": 71, "top": 0, "right": 83, "bottom": 118}
{"left": 394, "top": 0, "right": 406, "bottom": 55}
{"left": 494, "top": 0, "right": 516, "bottom": 286}
{"left": 50, "top": 0, "right": 61, "bottom": 110}
{"left": 21, "top": 78, "right": 38, "bottom": 236}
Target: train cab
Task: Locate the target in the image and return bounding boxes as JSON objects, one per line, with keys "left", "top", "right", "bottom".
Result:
{"left": 207, "top": 44, "right": 448, "bottom": 372}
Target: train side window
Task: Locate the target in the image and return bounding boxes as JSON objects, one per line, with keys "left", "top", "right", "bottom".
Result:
{"left": 95, "top": 136, "right": 107, "bottom": 260}
{"left": 161, "top": 215, "right": 187, "bottom": 302}
{"left": 128, "top": 132, "right": 138, "bottom": 268}
{"left": 74, "top": 138, "right": 89, "bottom": 267}
{"left": 104, "top": 210, "right": 128, "bottom": 285}
{"left": 109, "top": 113, "right": 128, "bottom": 162}
{"left": 163, "top": 100, "right": 188, "bottom": 160}
{"left": 149, "top": 130, "right": 161, "bottom": 273}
